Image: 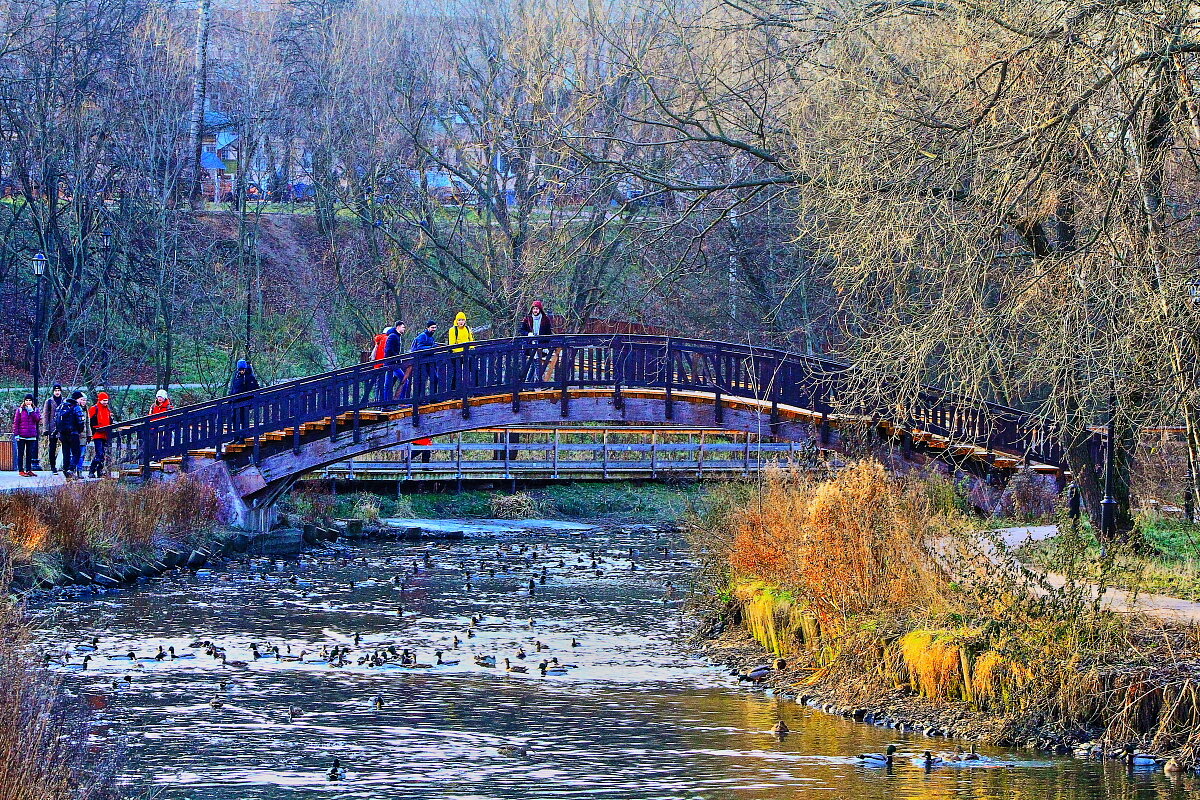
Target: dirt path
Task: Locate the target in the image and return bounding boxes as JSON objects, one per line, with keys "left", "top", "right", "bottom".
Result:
{"left": 1000, "top": 524, "right": 1200, "bottom": 624}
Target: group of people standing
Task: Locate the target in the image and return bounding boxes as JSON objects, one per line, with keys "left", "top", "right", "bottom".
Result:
{"left": 10, "top": 385, "right": 140, "bottom": 479}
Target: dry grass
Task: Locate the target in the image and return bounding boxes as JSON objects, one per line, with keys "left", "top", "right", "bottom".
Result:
{"left": 0, "top": 539, "right": 116, "bottom": 799}
{"left": 722, "top": 461, "right": 962, "bottom": 630}
{"left": 489, "top": 492, "right": 540, "bottom": 519}
{"left": 0, "top": 478, "right": 219, "bottom": 558}
{"left": 693, "top": 461, "right": 1200, "bottom": 760}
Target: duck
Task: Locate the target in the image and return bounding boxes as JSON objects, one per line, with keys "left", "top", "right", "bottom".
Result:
{"left": 168, "top": 646, "right": 195, "bottom": 660}
{"left": 917, "top": 750, "right": 945, "bottom": 769}
{"left": 327, "top": 758, "right": 346, "bottom": 782}
{"left": 75, "top": 637, "right": 100, "bottom": 653}
{"left": 1164, "top": 757, "right": 1185, "bottom": 774}
{"left": 858, "top": 744, "right": 896, "bottom": 767}
{"left": 771, "top": 720, "right": 789, "bottom": 736}
{"left": 503, "top": 658, "right": 528, "bottom": 674}
{"left": 62, "top": 655, "right": 92, "bottom": 670}
{"left": 538, "top": 660, "right": 568, "bottom": 676}
{"left": 514, "top": 647, "right": 527, "bottom": 660}
{"left": 209, "top": 698, "right": 224, "bottom": 709}
{"left": 740, "top": 664, "right": 773, "bottom": 682}
{"left": 371, "top": 695, "right": 384, "bottom": 709}
{"left": 435, "top": 650, "right": 460, "bottom": 666}
{"left": 571, "top": 637, "right": 580, "bottom": 648}
{"left": 288, "top": 706, "right": 301, "bottom": 720}
{"left": 108, "top": 651, "right": 136, "bottom": 662}
{"left": 474, "top": 654, "right": 497, "bottom": 668}
{"left": 1123, "top": 745, "right": 1159, "bottom": 767}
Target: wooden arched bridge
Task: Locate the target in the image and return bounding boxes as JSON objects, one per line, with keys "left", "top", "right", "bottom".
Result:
{"left": 107, "top": 335, "right": 1067, "bottom": 528}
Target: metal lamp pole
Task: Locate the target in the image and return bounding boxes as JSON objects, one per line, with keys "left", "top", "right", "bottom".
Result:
{"left": 1099, "top": 391, "right": 1118, "bottom": 540}
{"left": 30, "top": 252, "right": 46, "bottom": 470}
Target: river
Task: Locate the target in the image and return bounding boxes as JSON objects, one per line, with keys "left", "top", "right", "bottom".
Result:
{"left": 28, "top": 520, "right": 1198, "bottom": 799}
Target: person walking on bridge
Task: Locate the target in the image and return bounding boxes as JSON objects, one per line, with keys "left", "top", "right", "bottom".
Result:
{"left": 410, "top": 320, "right": 441, "bottom": 397}
{"left": 13, "top": 394, "right": 41, "bottom": 477}
{"left": 41, "top": 384, "right": 64, "bottom": 473}
{"left": 229, "top": 361, "right": 260, "bottom": 431}
{"left": 150, "top": 389, "right": 171, "bottom": 418}
{"left": 382, "top": 321, "right": 407, "bottom": 403}
{"left": 87, "top": 391, "right": 114, "bottom": 478}
{"left": 448, "top": 311, "right": 475, "bottom": 391}
{"left": 519, "top": 301, "right": 556, "bottom": 381}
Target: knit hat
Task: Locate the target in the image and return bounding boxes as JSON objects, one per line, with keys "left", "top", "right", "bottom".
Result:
{"left": 531, "top": 300, "right": 543, "bottom": 312}
{"left": 70, "top": 391, "right": 83, "bottom": 400}
{"left": 237, "top": 360, "right": 249, "bottom": 369}
{"left": 52, "top": 384, "right": 62, "bottom": 391}
{"left": 455, "top": 311, "right": 467, "bottom": 323}
{"left": 23, "top": 393, "right": 33, "bottom": 402}
{"left": 426, "top": 320, "right": 437, "bottom": 328}
{"left": 97, "top": 391, "right": 109, "bottom": 401}
{"left": 156, "top": 389, "right": 169, "bottom": 400}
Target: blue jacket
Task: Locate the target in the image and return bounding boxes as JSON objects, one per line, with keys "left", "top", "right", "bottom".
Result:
{"left": 411, "top": 331, "right": 439, "bottom": 351}
{"left": 383, "top": 327, "right": 405, "bottom": 358}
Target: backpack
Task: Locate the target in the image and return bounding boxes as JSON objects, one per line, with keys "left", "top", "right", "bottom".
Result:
{"left": 56, "top": 402, "right": 82, "bottom": 435}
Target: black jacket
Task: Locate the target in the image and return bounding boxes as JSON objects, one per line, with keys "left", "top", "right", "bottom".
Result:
{"left": 56, "top": 401, "right": 85, "bottom": 436}
{"left": 519, "top": 313, "right": 553, "bottom": 337}
{"left": 383, "top": 327, "right": 405, "bottom": 358}
{"left": 410, "top": 330, "right": 439, "bottom": 351}
{"left": 230, "top": 368, "right": 261, "bottom": 396}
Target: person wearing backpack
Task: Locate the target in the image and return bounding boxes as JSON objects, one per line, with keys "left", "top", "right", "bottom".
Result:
{"left": 87, "top": 391, "right": 114, "bottom": 478}
{"left": 12, "top": 394, "right": 41, "bottom": 477}
{"left": 56, "top": 391, "right": 86, "bottom": 480}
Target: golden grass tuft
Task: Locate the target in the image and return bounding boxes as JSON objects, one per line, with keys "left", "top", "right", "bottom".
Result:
{"left": 0, "top": 478, "right": 219, "bottom": 558}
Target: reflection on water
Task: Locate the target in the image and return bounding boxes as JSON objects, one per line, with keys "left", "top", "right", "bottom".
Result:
{"left": 28, "top": 523, "right": 1200, "bottom": 799}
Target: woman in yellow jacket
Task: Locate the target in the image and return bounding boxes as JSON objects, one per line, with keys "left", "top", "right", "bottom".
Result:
{"left": 448, "top": 311, "right": 475, "bottom": 351}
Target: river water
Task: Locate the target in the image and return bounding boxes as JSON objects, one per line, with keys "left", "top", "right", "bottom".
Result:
{"left": 28, "top": 521, "right": 1199, "bottom": 799}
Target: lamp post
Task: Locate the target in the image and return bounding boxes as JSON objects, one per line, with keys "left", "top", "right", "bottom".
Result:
{"left": 30, "top": 252, "right": 46, "bottom": 471}
{"left": 1099, "top": 391, "right": 1118, "bottom": 540}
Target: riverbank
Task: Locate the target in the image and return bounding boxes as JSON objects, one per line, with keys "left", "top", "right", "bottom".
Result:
{"left": 687, "top": 462, "right": 1200, "bottom": 769}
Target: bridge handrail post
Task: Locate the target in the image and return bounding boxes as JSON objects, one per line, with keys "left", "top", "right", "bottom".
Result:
{"left": 559, "top": 343, "right": 571, "bottom": 418}
{"left": 412, "top": 351, "right": 424, "bottom": 427}
{"left": 664, "top": 338, "right": 675, "bottom": 421}
{"left": 511, "top": 340, "right": 523, "bottom": 412}
{"left": 552, "top": 428, "right": 559, "bottom": 477}
{"left": 713, "top": 343, "right": 724, "bottom": 424}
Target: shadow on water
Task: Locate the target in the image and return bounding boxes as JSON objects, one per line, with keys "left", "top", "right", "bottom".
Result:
{"left": 28, "top": 523, "right": 1200, "bottom": 799}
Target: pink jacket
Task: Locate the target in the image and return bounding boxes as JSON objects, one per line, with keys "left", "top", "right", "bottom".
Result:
{"left": 12, "top": 407, "right": 40, "bottom": 438}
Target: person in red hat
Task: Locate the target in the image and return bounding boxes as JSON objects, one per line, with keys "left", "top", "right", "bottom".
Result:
{"left": 87, "top": 391, "right": 114, "bottom": 478}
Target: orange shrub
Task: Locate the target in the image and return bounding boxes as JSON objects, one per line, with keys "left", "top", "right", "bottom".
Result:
{"left": 726, "top": 461, "right": 959, "bottom": 631}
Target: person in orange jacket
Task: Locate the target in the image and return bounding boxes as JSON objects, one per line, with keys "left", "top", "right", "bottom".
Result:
{"left": 150, "top": 389, "right": 171, "bottom": 418}
{"left": 87, "top": 391, "right": 114, "bottom": 478}
{"left": 371, "top": 328, "right": 389, "bottom": 366}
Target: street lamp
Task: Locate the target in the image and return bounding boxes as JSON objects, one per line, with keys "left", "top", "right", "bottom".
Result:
{"left": 101, "top": 228, "right": 112, "bottom": 250}
{"left": 1099, "top": 392, "right": 1118, "bottom": 540}
{"left": 30, "top": 251, "right": 46, "bottom": 470}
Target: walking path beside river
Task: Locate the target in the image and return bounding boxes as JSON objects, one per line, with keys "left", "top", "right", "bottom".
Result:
{"left": 1001, "top": 524, "right": 1200, "bottom": 624}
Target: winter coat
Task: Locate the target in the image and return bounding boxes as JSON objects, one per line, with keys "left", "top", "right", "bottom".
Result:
{"left": 410, "top": 330, "right": 439, "bottom": 351}
{"left": 56, "top": 401, "right": 86, "bottom": 437}
{"left": 519, "top": 312, "right": 553, "bottom": 337}
{"left": 89, "top": 404, "right": 113, "bottom": 441}
{"left": 12, "top": 407, "right": 40, "bottom": 438}
{"left": 150, "top": 398, "right": 171, "bottom": 418}
{"left": 371, "top": 333, "right": 388, "bottom": 368}
{"left": 42, "top": 395, "right": 64, "bottom": 433}
{"left": 384, "top": 327, "right": 405, "bottom": 359}
{"left": 448, "top": 313, "right": 475, "bottom": 352}
{"left": 230, "top": 368, "right": 261, "bottom": 396}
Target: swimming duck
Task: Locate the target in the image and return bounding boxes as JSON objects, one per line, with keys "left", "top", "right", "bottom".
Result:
{"left": 917, "top": 751, "right": 945, "bottom": 769}
{"left": 515, "top": 647, "right": 527, "bottom": 660}
{"left": 63, "top": 655, "right": 92, "bottom": 670}
{"left": 1123, "top": 745, "right": 1159, "bottom": 767}
{"left": 858, "top": 744, "right": 897, "bottom": 767}
{"left": 435, "top": 650, "right": 460, "bottom": 666}
{"left": 474, "top": 654, "right": 497, "bottom": 668}
{"left": 538, "top": 660, "right": 568, "bottom": 676}
{"left": 1164, "top": 757, "right": 1185, "bottom": 774}
{"left": 209, "top": 698, "right": 224, "bottom": 709}
{"left": 75, "top": 637, "right": 100, "bottom": 653}
{"left": 168, "top": 646, "right": 195, "bottom": 660}
{"left": 771, "top": 720, "right": 789, "bottom": 736}
{"left": 503, "top": 658, "right": 528, "bottom": 673}
{"left": 571, "top": 637, "right": 580, "bottom": 648}
{"left": 327, "top": 758, "right": 346, "bottom": 781}
{"left": 371, "top": 696, "right": 384, "bottom": 709}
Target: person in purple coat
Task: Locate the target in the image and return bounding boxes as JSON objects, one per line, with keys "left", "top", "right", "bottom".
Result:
{"left": 12, "top": 394, "right": 41, "bottom": 476}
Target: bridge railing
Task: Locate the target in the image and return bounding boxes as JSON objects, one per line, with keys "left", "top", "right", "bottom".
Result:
{"left": 107, "top": 334, "right": 1067, "bottom": 471}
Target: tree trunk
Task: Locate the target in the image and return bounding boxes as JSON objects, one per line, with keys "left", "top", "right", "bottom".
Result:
{"left": 187, "top": 0, "right": 212, "bottom": 209}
